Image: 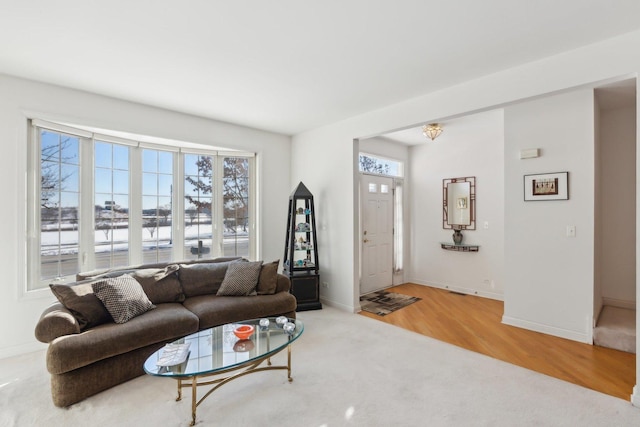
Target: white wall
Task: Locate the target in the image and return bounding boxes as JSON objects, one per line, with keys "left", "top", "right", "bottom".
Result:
{"left": 290, "top": 129, "right": 358, "bottom": 311}
{"left": 408, "top": 110, "right": 504, "bottom": 299}
{"left": 598, "top": 104, "right": 637, "bottom": 307}
{"left": 503, "top": 89, "right": 595, "bottom": 343}
{"left": 594, "top": 96, "right": 604, "bottom": 322}
{"left": 0, "top": 74, "right": 291, "bottom": 359}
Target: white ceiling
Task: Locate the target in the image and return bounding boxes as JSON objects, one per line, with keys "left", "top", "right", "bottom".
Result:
{"left": 1, "top": 1, "right": 640, "bottom": 136}
{"left": 380, "top": 79, "right": 637, "bottom": 146}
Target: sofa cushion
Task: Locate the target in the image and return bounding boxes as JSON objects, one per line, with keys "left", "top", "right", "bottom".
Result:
{"left": 50, "top": 281, "right": 112, "bottom": 330}
{"left": 76, "top": 257, "right": 241, "bottom": 281}
{"left": 47, "top": 303, "right": 199, "bottom": 374}
{"left": 178, "top": 260, "right": 238, "bottom": 297}
{"left": 183, "top": 292, "right": 298, "bottom": 329}
{"left": 91, "top": 275, "right": 156, "bottom": 323}
{"left": 217, "top": 261, "right": 262, "bottom": 296}
{"left": 129, "top": 265, "right": 185, "bottom": 304}
{"left": 256, "top": 260, "right": 279, "bottom": 295}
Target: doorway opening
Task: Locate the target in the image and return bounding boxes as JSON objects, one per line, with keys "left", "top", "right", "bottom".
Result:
{"left": 358, "top": 152, "right": 405, "bottom": 296}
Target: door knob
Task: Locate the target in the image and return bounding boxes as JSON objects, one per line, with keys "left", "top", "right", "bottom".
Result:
{"left": 363, "top": 239, "right": 369, "bottom": 243}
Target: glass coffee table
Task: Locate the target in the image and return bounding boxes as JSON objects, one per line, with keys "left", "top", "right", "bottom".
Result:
{"left": 144, "top": 317, "right": 304, "bottom": 426}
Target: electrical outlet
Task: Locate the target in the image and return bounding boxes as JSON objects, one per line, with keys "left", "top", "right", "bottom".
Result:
{"left": 322, "top": 282, "right": 329, "bottom": 288}
{"left": 566, "top": 225, "right": 576, "bottom": 237}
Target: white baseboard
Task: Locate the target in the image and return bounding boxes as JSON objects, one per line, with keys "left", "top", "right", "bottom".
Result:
{"left": 319, "top": 297, "right": 358, "bottom": 313}
{"left": 502, "top": 315, "right": 591, "bottom": 344}
{"left": 0, "top": 341, "right": 46, "bottom": 360}
{"left": 408, "top": 278, "right": 504, "bottom": 301}
{"left": 632, "top": 385, "right": 640, "bottom": 407}
{"left": 602, "top": 297, "right": 636, "bottom": 310}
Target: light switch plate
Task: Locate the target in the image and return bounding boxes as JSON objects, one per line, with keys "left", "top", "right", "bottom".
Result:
{"left": 520, "top": 148, "right": 540, "bottom": 159}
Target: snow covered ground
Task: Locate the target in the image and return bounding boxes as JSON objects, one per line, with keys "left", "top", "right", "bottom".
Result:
{"left": 41, "top": 223, "right": 247, "bottom": 256}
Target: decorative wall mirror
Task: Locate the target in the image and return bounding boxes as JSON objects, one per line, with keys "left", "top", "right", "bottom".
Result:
{"left": 443, "top": 176, "right": 476, "bottom": 230}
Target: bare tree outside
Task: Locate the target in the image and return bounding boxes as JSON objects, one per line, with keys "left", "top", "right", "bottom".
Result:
{"left": 223, "top": 158, "right": 249, "bottom": 232}
{"left": 185, "top": 156, "right": 213, "bottom": 214}
{"left": 359, "top": 154, "right": 390, "bottom": 175}
{"left": 41, "top": 134, "right": 78, "bottom": 209}
{"left": 185, "top": 208, "right": 197, "bottom": 226}
{"left": 185, "top": 156, "right": 249, "bottom": 229}
{"left": 96, "top": 220, "right": 112, "bottom": 240}
{"left": 144, "top": 218, "right": 158, "bottom": 238}
{"left": 158, "top": 205, "right": 171, "bottom": 225}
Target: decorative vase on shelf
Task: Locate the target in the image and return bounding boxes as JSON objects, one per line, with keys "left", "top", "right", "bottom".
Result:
{"left": 452, "top": 229, "right": 463, "bottom": 245}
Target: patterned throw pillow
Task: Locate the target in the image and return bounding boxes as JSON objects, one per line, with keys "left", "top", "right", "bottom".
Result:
{"left": 216, "top": 261, "right": 263, "bottom": 296}
{"left": 91, "top": 274, "right": 156, "bottom": 323}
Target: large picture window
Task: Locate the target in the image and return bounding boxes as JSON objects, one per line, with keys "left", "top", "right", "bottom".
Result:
{"left": 28, "top": 120, "right": 255, "bottom": 291}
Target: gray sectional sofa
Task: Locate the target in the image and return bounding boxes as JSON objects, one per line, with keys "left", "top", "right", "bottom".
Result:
{"left": 34, "top": 257, "right": 297, "bottom": 407}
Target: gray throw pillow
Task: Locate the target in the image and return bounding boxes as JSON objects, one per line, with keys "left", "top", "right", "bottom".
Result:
{"left": 91, "top": 274, "right": 156, "bottom": 323}
{"left": 256, "top": 260, "right": 279, "bottom": 295}
{"left": 217, "top": 261, "right": 263, "bottom": 296}
{"left": 178, "top": 260, "right": 238, "bottom": 297}
{"left": 50, "top": 281, "right": 112, "bottom": 330}
{"left": 130, "top": 264, "right": 185, "bottom": 304}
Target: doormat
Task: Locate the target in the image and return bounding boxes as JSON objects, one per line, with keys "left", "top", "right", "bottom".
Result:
{"left": 360, "top": 291, "right": 421, "bottom": 316}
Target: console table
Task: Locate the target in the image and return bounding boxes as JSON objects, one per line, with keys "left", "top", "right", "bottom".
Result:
{"left": 440, "top": 243, "right": 479, "bottom": 252}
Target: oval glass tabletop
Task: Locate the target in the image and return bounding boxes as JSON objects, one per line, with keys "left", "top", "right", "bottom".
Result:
{"left": 144, "top": 317, "right": 304, "bottom": 378}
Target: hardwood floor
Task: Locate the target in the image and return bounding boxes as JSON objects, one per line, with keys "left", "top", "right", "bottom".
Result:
{"left": 358, "top": 283, "right": 636, "bottom": 400}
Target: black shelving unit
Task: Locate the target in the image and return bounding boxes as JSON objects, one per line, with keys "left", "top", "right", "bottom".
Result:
{"left": 283, "top": 182, "right": 322, "bottom": 311}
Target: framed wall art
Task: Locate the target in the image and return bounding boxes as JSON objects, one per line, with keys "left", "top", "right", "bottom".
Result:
{"left": 524, "top": 171, "right": 569, "bottom": 201}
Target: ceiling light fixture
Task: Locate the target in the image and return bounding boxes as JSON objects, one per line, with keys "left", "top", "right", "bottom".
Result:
{"left": 422, "top": 123, "right": 443, "bottom": 141}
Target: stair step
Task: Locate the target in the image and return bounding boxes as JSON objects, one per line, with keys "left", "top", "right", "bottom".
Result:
{"left": 593, "top": 306, "right": 636, "bottom": 354}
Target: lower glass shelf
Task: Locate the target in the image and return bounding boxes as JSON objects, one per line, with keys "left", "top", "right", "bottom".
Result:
{"left": 440, "top": 243, "right": 479, "bottom": 252}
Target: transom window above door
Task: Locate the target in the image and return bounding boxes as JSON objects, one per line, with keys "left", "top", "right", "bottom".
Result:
{"left": 358, "top": 153, "right": 403, "bottom": 177}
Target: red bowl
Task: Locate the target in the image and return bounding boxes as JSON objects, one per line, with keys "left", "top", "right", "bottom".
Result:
{"left": 233, "top": 324, "right": 255, "bottom": 340}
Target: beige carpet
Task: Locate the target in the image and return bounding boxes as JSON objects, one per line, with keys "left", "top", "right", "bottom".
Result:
{"left": 1, "top": 307, "right": 639, "bottom": 426}
{"left": 593, "top": 305, "right": 636, "bottom": 354}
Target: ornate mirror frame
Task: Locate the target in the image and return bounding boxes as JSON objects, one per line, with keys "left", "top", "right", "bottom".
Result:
{"left": 443, "top": 176, "right": 476, "bottom": 230}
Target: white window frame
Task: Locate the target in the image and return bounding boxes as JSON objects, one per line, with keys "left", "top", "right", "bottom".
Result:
{"left": 26, "top": 119, "right": 256, "bottom": 292}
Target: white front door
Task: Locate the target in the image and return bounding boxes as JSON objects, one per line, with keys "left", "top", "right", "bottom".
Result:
{"left": 360, "top": 174, "right": 393, "bottom": 295}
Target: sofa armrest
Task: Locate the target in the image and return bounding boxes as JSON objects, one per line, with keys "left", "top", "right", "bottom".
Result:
{"left": 34, "top": 303, "right": 81, "bottom": 343}
{"left": 275, "top": 274, "right": 291, "bottom": 293}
